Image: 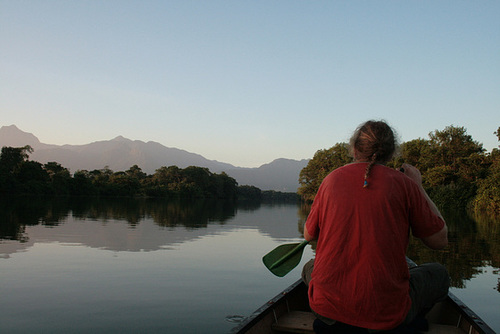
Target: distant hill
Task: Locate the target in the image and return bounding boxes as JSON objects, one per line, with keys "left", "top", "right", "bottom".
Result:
{"left": 0, "top": 125, "right": 309, "bottom": 192}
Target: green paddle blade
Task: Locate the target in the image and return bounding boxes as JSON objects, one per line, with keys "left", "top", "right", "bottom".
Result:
{"left": 262, "top": 240, "right": 309, "bottom": 277}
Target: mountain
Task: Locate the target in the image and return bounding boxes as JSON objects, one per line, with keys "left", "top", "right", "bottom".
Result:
{"left": 0, "top": 125, "right": 309, "bottom": 192}
{"left": 225, "top": 158, "right": 309, "bottom": 192}
{"left": 0, "top": 124, "right": 45, "bottom": 149}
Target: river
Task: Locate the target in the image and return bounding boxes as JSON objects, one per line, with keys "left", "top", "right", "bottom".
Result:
{"left": 0, "top": 197, "right": 498, "bottom": 333}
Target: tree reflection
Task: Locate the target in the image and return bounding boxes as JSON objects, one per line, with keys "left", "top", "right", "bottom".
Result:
{"left": 0, "top": 196, "right": 237, "bottom": 241}
{"left": 150, "top": 198, "right": 236, "bottom": 228}
{"left": 0, "top": 196, "right": 69, "bottom": 241}
{"left": 1, "top": 197, "right": 498, "bottom": 292}
{"left": 406, "top": 208, "right": 499, "bottom": 291}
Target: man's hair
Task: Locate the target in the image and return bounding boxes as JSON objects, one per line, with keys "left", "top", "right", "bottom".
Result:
{"left": 349, "top": 120, "right": 397, "bottom": 187}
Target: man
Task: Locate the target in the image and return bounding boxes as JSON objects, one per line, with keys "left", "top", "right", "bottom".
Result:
{"left": 302, "top": 120, "right": 449, "bottom": 333}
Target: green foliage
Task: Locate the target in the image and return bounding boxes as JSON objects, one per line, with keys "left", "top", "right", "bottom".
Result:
{"left": 0, "top": 148, "right": 239, "bottom": 199}
{"left": 70, "top": 170, "right": 98, "bottom": 196}
{"left": 261, "top": 190, "right": 300, "bottom": 202}
{"left": 428, "top": 125, "right": 484, "bottom": 167}
{"left": 298, "top": 143, "right": 352, "bottom": 202}
{"left": 0, "top": 145, "right": 33, "bottom": 173}
{"left": 0, "top": 145, "right": 47, "bottom": 194}
{"left": 474, "top": 153, "right": 500, "bottom": 215}
{"left": 44, "top": 162, "right": 71, "bottom": 195}
{"left": 298, "top": 125, "right": 500, "bottom": 215}
{"left": 237, "top": 185, "right": 262, "bottom": 201}
{"left": 470, "top": 127, "right": 500, "bottom": 215}
{"left": 389, "top": 138, "right": 432, "bottom": 170}
{"left": 427, "top": 181, "right": 477, "bottom": 211}
{"left": 423, "top": 165, "right": 456, "bottom": 188}
{"left": 395, "top": 126, "right": 493, "bottom": 210}
{"left": 146, "top": 166, "right": 238, "bottom": 199}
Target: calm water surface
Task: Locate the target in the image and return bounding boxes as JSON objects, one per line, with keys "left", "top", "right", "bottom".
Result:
{"left": 0, "top": 197, "right": 498, "bottom": 333}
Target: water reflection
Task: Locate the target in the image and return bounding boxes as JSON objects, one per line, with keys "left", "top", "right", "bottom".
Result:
{"left": 0, "top": 196, "right": 237, "bottom": 240}
{"left": 0, "top": 196, "right": 304, "bottom": 258}
{"left": 405, "top": 209, "right": 500, "bottom": 291}
{"left": 1, "top": 196, "right": 498, "bottom": 292}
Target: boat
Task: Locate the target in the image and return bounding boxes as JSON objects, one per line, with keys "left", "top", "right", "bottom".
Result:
{"left": 231, "top": 279, "right": 495, "bottom": 334}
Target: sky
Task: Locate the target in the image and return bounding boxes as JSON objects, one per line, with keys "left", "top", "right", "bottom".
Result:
{"left": 1, "top": 1, "right": 499, "bottom": 167}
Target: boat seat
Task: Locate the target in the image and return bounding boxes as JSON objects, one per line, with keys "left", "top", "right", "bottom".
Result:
{"left": 427, "top": 324, "right": 463, "bottom": 334}
{"left": 271, "top": 311, "right": 464, "bottom": 334}
{"left": 272, "top": 311, "right": 315, "bottom": 334}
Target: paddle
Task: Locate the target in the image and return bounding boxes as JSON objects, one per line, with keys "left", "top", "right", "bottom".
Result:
{"left": 262, "top": 240, "right": 310, "bottom": 277}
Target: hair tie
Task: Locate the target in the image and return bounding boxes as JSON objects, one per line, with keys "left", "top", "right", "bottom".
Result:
{"left": 363, "top": 179, "right": 368, "bottom": 188}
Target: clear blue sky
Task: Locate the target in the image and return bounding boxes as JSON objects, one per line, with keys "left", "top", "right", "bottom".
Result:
{"left": 1, "top": 1, "right": 499, "bottom": 167}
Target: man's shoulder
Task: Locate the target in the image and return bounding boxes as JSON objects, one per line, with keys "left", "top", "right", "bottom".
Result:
{"left": 324, "top": 164, "right": 355, "bottom": 179}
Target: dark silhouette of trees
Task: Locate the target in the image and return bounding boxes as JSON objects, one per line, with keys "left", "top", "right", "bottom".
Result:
{"left": 474, "top": 128, "right": 500, "bottom": 214}
{"left": 0, "top": 145, "right": 39, "bottom": 193}
{"left": 0, "top": 149, "right": 239, "bottom": 199}
{"left": 3, "top": 124, "right": 498, "bottom": 210}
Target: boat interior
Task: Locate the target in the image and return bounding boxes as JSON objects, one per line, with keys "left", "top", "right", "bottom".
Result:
{"left": 236, "top": 281, "right": 494, "bottom": 334}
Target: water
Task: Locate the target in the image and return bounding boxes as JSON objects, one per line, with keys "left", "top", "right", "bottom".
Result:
{"left": 0, "top": 197, "right": 498, "bottom": 333}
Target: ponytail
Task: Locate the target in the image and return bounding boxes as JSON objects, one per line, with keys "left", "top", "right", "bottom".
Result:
{"left": 363, "top": 154, "right": 378, "bottom": 188}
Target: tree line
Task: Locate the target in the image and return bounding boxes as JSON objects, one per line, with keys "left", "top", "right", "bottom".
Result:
{"left": 0, "top": 146, "right": 299, "bottom": 201}
{"left": 298, "top": 125, "right": 500, "bottom": 215}
{"left": 0, "top": 146, "right": 239, "bottom": 199}
{"left": 3, "top": 124, "right": 497, "bottom": 210}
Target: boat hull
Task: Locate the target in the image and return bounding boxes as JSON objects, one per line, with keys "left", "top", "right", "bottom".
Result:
{"left": 232, "top": 279, "right": 495, "bottom": 334}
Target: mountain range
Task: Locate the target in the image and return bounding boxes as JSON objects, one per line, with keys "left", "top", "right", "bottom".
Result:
{"left": 0, "top": 125, "right": 309, "bottom": 192}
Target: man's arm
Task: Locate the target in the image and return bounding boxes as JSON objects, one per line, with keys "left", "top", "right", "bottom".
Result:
{"left": 304, "top": 224, "right": 316, "bottom": 242}
{"left": 421, "top": 225, "right": 448, "bottom": 250}
{"left": 402, "top": 163, "right": 448, "bottom": 250}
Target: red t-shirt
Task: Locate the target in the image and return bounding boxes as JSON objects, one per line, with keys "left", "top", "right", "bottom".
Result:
{"left": 305, "top": 163, "right": 445, "bottom": 330}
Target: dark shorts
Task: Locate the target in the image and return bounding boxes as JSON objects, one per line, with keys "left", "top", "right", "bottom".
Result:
{"left": 405, "top": 262, "right": 450, "bottom": 323}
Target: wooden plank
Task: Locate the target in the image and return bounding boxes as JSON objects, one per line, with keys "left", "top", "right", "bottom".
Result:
{"left": 272, "top": 311, "right": 315, "bottom": 334}
{"left": 427, "top": 324, "right": 464, "bottom": 334}
{"left": 272, "top": 311, "right": 466, "bottom": 334}
{"left": 231, "top": 280, "right": 305, "bottom": 334}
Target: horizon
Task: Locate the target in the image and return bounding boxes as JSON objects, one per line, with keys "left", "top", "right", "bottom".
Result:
{"left": 1, "top": 1, "right": 499, "bottom": 167}
{"left": 0, "top": 123, "right": 308, "bottom": 168}
{"left": 2, "top": 123, "right": 497, "bottom": 170}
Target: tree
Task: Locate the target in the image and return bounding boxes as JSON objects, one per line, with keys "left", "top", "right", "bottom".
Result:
{"left": 422, "top": 126, "right": 488, "bottom": 208}
{"left": 394, "top": 139, "right": 432, "bottom": 171}
{"left": 0, "top": 145, "right": 34, "bottom": 194}
{"left": 474, "top": 127, "right": 500, "bottom": 214}
{"left": 109, "top": 171, "right": 141, "bottom": 196}
{"left": 298, "top": 143, "right": 352, "bottom": 202}
{"left": 89, "top": 167, "right": 114, "bottom": 195}
{"left": 153, "top": 166, "right": 183, "bottom": 185}
{"left": 473, "top": 160, "right": 500, "bottom": 214}
{"left": 17, "top": 160, "right": 49, "bottom": 194}
{"left": 237, "top": 185, "right": 262, "bottom": 200}
{"left": 44, "top": 162, "right": 71, "bottom": 195}
{"left": 70, "top": 170, "right": 97, "bottom": 195}
{"left": 428, "top": 126, "right": 484, "bottom": 171}
{"left": 0, "top": 145, "right": 33, "bottom": 174}
{"left": 211, "top": 172, "right": 238, "bottom": 199}
{"left": 298, "top": 125, "right": 496, "bottom": 210}
{"left": 183, "top": 166, "right": 212, "bottom": 195}
{"left": 126, "top": 165, "right": 146, "bottom": 180}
